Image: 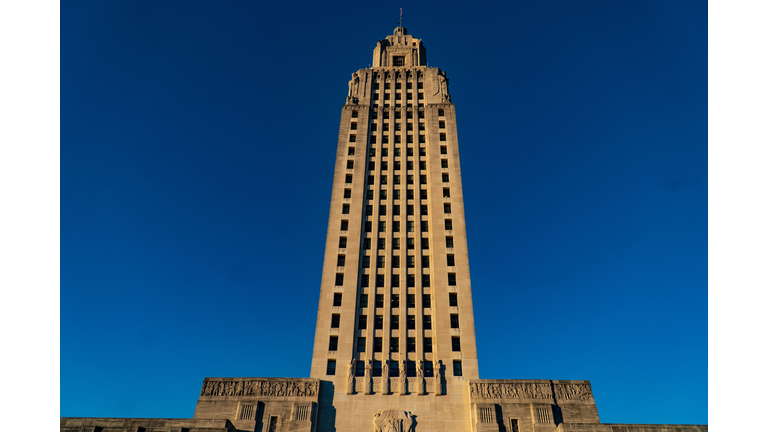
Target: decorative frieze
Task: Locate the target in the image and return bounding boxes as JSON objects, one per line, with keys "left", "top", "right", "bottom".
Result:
{"left": 200, "top": 379, "right": 318, "bottom": 398}
{"left": 469, "top": 382, "right": 552, "bottom": 400}
{"left": 553, "top": 382, "right": 593, "bottom": 401}
{"left": 469, "top": 380, "right": 594, "bottom": 402}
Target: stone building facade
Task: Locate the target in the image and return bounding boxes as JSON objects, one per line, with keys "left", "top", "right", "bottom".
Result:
{"left": 61, "top": 28, "right": 707, "bottom": 432}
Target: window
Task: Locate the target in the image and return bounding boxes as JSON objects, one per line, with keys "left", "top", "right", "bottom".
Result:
{"left": 423, "top": 315, "right": 432, "bottom": 330}
{"left": 369, "top": 148, "right": 376, "bottom": 157}
{"left": 337, "top": 255, "right": 345, "bottom": 267}
{"left": 447, "top": 254, "right": 455, "bottom": 266}
{"left": 361, "top": 256, "right": 370, "bottom": 268}
{"left": 394, "top": 147, "right": 401, "bottom": 157}
{"left": 421, "top": 205, "right": 428, "bottom": 216}
{"left": 380, "top": 205, "right": 387, "bottom": 216}
{"left": 360, "top": 294, "right": 368, "bottom": 308}
{"left": 339, "top": 237, "right": 347, "bottom": 248}
{"left": 371, "top": 123, "right": 377, "bottom": 131}
{"left": 345, "top": 175, "right": 353, "bottom": 184}
{"left": 382, "top": 148, "right": 388, "bottom": 157}
{"left": 449, "top": 293, "right": 458, "bottom": 307}
{"left": 381, "top": 161, "right": 388, "bottom": 170}
{"left": 357, "top": 337, "right": 366, "bottom": 352}
{"left": 378, "top": 221, "right": 386, "bottom": 232}
{"left": 451, "top": 314, "right": 459, "bottom": 328}
{"left": 366, "top": 190, "right": 374, "bottom": 200}
{"left": 374, "top": 337, "right": 383, "bottom": 352}
{"left": 391, "top": 315, "right": 399, "bottom": 329}
{"left": 378, "top": 238, "right": 386, "bottom": 250}
{"left": 327, "top": 360, "right": 336, "bottom": 375}
{"left": 392, "top": 255, "right": 400, "bottom": 269}
{"left": 365, "top": 221, "right": 372, "bottom": 232}
{"left": 391, "top": 276, "right": 399, "bottom": 287}
{"left": 440, "top": 146, "right": 447, "bottom": 155}
{"left": 376, "top": 274, "right": 385, "bottom": 287}
{"left": 352, "top": 110, "right": 359, "bottom": 118}
{"left": 391, "top": 294, "right": 400, "bottom": 308}
{"left": 406, "top": 294, "right": 416, "bottom": 308}
{"left": 363, "top": 238, "right": 371, "bottom": 249}
{"left": 442, "top": 174, "right": 449, "bottom": 182}
{"left": 342, "top": 204, "right": 350, "bottom": 214}
{"left": 335, "top": 274, "right": 344, "bottom": 286}
{"left": 380, "top": 190, "right": 387, "bottom": 200}
{"left": 383, "top": 110, "right": 389, "bottom": 119}
{"left": 393, "top": 56, "right": 405, "bottom": 66}
{"left": 421, "top": 256, "right": 430, "bottom": 268}
{"left": 328, "top": 336, "right": 338, "bottom": 351}
{"left": 423, "top": 294, "right": 432, "bottom": 308}
{"left": 348, "top": 147, "right": 355, "bottom": 156}
{"left": 377, "top": 256, "right": 385, "bottom": 268}
{"left": 382, "top": 135, "right": 389, "bottom": 144}
{"left": 407, "top": 337, "right": 416, "bottom": 352}
{"left": 368, "top": 175, "right": 374, "bottom": 184}
{"left": 444, "top": 203, "right": 452, "bottom": 214}
{"left": 407, "top": 274, "right": 415, "bottom": 287}
{"left": 368, "top": 161, "right": 376, "bottom": 171}
{"left": 406, "top": 161, "right": 413, "bottom": 171}
{"left": 407, "top": 360, "right": 417, "bottom": 377}
{"left": 393, "top": 238, "right": 400, "bottom": 249}
{"left": 443, "top": 188, "right": 451, "bottom": 198}
{"left": 420, "top": 189, "right": 428, "bottom": 200}
{"left": 361, "top": 274, "right": 369, "bottom": 287}
{"left": 424, "top": 337, "right": 433, "bottom": 353}
{"left": 406, "top": 189, "right": 413, "bottom": 200}
{"left": 419, "top": 134, "right": 425, "bottom": 143}
{"left": 445, "top": 220, "right": 453, "bottom": 230}
{"left": 373, "top": 360, "right": 382, "bottom": 377}
{"left": 350, "top": 134, "right": 357, "bottom": 142}
{"left": 347, "top": 161, "right": 354, "bottom": 169}
{"left": 420, "top": 175, "right": 427, "bottom": 185}
{"left": 393, "top": 221, "right": 400, "bottom": 232}
{"left": 380, "top": 175, "right": 387, "bottom": 185}
{"left": 438, "top": 109, "right": 445, "bottom": 116}
{"left": 407, "top": 315, "right": 416, "bottom": 329}
{"left": 343, "top": 189, "right": 351, "bottom": 199}
{"left": 331, "top": 314, "right": 340, "bottom": 328}
{"left": 407, "top": 148, "right": 414, "bottom": 156}
{"left": 406, "top": 255, "right": 415, "bottom": 268}
{"left": 453, "top": 360, "right": 463, "bottom": 376}
{"left": 395, "top": 110, "right": 401, "bottom": 119}
{"left": 375, "top": 294, "right": 384, "bottom": 308}
{"left": 333, "top": 293, "right": 342, "bottom": 306}
{"left": 395, "top": 135, "right": 401, "bottom": 144}
{"left": 393, "top": 205, "right": 400, "bottom": 216}
{"left": 407, "top": 205, "right": 414, "bottom": 215}
{"left": 350, "top": 122, "right": 357, "bottom": 130}
{"left": 394, "top": 175, "right": 400, "bottom": 185}
{"left": 446, "top": 237, "right": 454, "bottom": 248}
{"left": 375, "top": 315, "right": 383, "bottom": 330}
{"left": 448, "top": 273, "right": 457, "bottom": 286}
{"left": 441, "top": 159, "right": 448, "bottom": 168}
{"left": 439, "top": 120, "right": 445, "bottom": 129}
{"left": 394, "top": 123, "right": 401, "bottom": 131}
{"left": 394, "top": 161, "right": 401, "bottom": 171}
{"left": 390, "top": 337, "right": 399, "bottom": 352}
{"left": 422, "top": 275, "right": 431, "bottom": 288}
{"left": 452, "top": 336, "right": 461, "bottom": 351}
{"left": 421, "top": 221, "right": 428, "bottom": 232}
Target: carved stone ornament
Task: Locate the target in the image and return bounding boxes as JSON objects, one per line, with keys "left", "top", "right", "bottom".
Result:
{"left": 553, "top": 383, "right": 593, "bottom": 401}
{"left": 373, "top": 409, "right": 416, "bottom": 432}
{"left": 200, "top": 379, "right": 318, "bottom": 398}
{"left": 469, "top": 382, "right": 553, "bottom": 400}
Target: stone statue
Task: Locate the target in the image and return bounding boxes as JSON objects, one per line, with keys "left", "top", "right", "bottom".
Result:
{"left": 347, "top": 358, "right": 356, "bottom": 394}
{"left": 399, "top": 359, "right": 408, "bottom": 395}
{"left": 434, "top": 360, "right": 443, "bottom": 395}
{"left": 438, "top": 70, "right": 450, "bottom": 102}
{"left": 364, "top": 358, "right": 373, "bottom": 394}
{"left": 382, "top": 361, "right": 390, "bottom": 394}
{"left": 416, "top": 360, "right": 425, "bottom": 395}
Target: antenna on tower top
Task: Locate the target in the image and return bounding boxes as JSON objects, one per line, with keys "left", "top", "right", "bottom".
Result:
{"left": 399, "top": 8, "right": 402, "bottom": 28}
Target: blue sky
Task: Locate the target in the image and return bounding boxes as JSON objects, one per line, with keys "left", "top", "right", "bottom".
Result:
{"left": 61, "top": 0, "right": 707, "bottom": 424}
